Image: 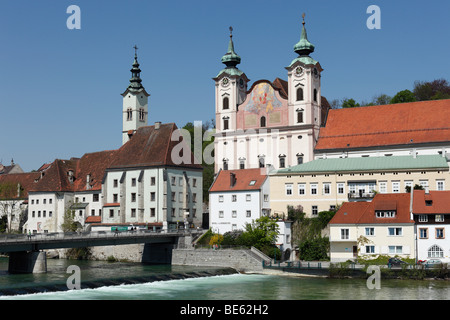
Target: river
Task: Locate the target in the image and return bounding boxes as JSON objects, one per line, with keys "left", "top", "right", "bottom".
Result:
{"left": 0, "top": 257, "right": 449, "bottom": 301}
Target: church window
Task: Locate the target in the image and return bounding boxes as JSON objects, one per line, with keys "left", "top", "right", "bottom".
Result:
{"left": 139, "top": 108, "right": 145, "bottom": 122}
{"left": 258, "top": 156, "right": 265, "bottom": 168}
{"left": 223, "top": 159, "right": 228, "bottom": 170}
{"left": 296, "top": 88, "right": 304, "bottom": 101}
{"left": 279, "top": 156, "right": 286, "bottom": 168}
{"left": 297, "top": 111, "right": 303, "bottom": 123}
{"left": 223, "top": 97, "right": 229, "bottom": 110}
{"left": 223, "top": 119, "right": 229, "bottom": 130}
{"left": 127, "top": 108, "right": 133, "bottom": 121}
{"left": 313, "top": 89, "right": 318, "bottom": 102}
{"left": 239, "top": 160, "right": 245, "bottom": 169}
{"left": 260, "top": 116, "right": 266, "bottom": 127}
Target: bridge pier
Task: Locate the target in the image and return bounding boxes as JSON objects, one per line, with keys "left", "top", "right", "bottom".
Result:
{"left": 8, "top": 251, "right": 47, "bottom": 274}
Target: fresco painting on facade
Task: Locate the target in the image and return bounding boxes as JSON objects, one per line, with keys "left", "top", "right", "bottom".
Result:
{"left": 245, "top": 83, "right": 283, "bottom": 114}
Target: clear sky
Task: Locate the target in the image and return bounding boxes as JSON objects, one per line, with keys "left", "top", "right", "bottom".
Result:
{"left": 0, "top": 0, "right": 449, "bottom": 172}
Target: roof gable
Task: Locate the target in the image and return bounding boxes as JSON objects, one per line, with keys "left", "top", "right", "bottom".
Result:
{"left": 209, "top": 168, "right": 267, "bottom": 193}
{"left": 413, "top": 190, "right": 450, "bottom": 214}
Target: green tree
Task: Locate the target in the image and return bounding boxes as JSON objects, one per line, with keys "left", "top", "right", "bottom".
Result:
{"left": 61, "top": 206, "right": 79, "bottom": 232}
{"left": 413, "top": 79, "right": 450, "bottom": 101}
{"left": 341, "top": 98, "right": 360, "bottom": 108}
{"left": 390, "top": 89, "right": 416, "bottom": 104}
{"left": 239, "top": 216, "right": 280, "bottom": 249}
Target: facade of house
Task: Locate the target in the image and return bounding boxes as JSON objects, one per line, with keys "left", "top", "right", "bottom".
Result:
{"left": 412, "top": 190, "right": 450, "bottom": 263}
{"left": 209, "top": 168, "right": 270, "bottom": 234}
{"left": 269, "top": 154, "right": 449, "bottom": 218}
{"left": 329, "top": 193, "right": 415, "bottom": 262}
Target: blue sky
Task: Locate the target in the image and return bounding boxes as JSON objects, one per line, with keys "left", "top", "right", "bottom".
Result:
{"left": 0, "top": 0, "right": 449, "bottom": 172}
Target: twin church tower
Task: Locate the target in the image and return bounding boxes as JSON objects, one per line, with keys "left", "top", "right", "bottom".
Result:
{"left": 121, "top": 16, "right": 327, "bottom": 171}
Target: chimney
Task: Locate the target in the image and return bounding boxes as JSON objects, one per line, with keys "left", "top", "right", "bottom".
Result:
{"left": 155, "top": 121, "right": 161, "bottom": 130}
{"left": 86, "top": 174, "right": 91, "bottom": 190}
{"left": 230, "top": 172, "right": 236, "bottom": 188}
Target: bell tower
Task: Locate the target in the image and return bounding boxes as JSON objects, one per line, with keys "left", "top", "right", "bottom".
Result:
{"left": 121, "top": 46, "right": 150, "bottom": 145}
{"left": 286, "top": 14, "right": 323, "bottom": 130}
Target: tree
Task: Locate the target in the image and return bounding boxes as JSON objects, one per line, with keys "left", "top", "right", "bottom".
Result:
{"left": 239, "top": 216, "right": 280, "bottom": 250}
{"left": 341, "top": 98, "right": 360, "bottom": 108}
{"left": 61, "top": 206, "right": 80, "bottom": 232}
{"left": 390, "top": 89, "right": 416, "bottom": 104}
{"left": 0, "top": 182, "right": 25, "bottom": 233}
{"left": 414, "top": 79, "right": 450, "bottom": 101}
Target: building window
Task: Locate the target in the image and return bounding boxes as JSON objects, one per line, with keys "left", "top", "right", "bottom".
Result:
{"left": 246, "top": 210, "right": 251, "bottom": 218}
{"left": 365, "top": 227, "right": 375, "bottom": 236}
{"left": 219, "top": 211, "right": 224, "bottom": 218}
{"left": 279, "top": 156, "right": 286, "bottom": 168}
{"left": 323, "top": 183, "right": 331, "bottom": 195}
{"left": 376, "top": 211, "right": 396, "bottom": 218}
{"left": 428, "top": 245, "right": 444, "bottom": 258}
{"left": 150, "top": 192, "right": 155, "bottom": 201}
{"left": 150, "top": 177, "right": 156, "bottom": 186}
{"left": 285, "top": 184, "right": 293, "bottom": 195}
{"left": 298, "top": 183, "right": 305, "bottom": 195}
{"left": 113, "top": 194, "right": 118, "bottom": 202}
{"left": 264, "top": 194, "right": 269, "bottom": 202}
{"left": 389, "top": 246, "right": 403, "bottom": 254}
{"left": 232, "top": 195, "right": 237, "bottom": 202}
{"left": 113, "top": 179, "right": 118, "bottom": 188}
{"left": 131, "top": 208, "right": 136, "bottom": 218}
{"left": 150, "top": 208, "right": 155, "bottom": 217}
{"left": 171, "top": 192, "right": 176, "bottom": 202}
{"left": 297, "top": 111, "right": 304, "bottom": 123}
{"left": 232, "top": 210, "right": 237, "bottom": 218}
{"left": 419, "top": 228, "right": 428, "bottom": 239}
{"left": 297, "top": 156, "right": 303, "bottom": 165}
{"left": 313, "top": 88, "right": 317, "bottom": 102}
{"left": 139, "top": 108, "right": 145, "bottom": 122}
{"left": 260, "top": 116, "right": 266, "bottom": 127}
{"left": 341, "top": 228, "right": 349, "bottom": 240}
{"left": 436, "top": 228, "right": 445, "bottom": 239}
{"left": 109, "top": 209, "right": 114, "bottom": 218}
{"left": 223, "top": 97, "right": 229, "bottom": 110}
{"left": 392, "top": 181, "right": 400, "bottom": 193}
{"left": 218, "top": 195, "right": 224, "bottom": 202}
{"left": 223, "top": 160, "right": 228, "bottom": 170}
{"left": 388, "top": 227, "right": 402, "bottom": 236}
{"left": 246, "top": 194, "right": 251, "bottom": 202}
{"left": 365, "top": 246, "right": 375, "bottom": 254}
{"left": 171, "top": 208, "right": 176, "bottom": 217}
{"left": 239, "top": 160, "right": 245, "bottom": 169}
{"left": 132, "top": 178, "right": 136, "bottom": 187}
{"left": 435, "top": 215, "right": 444, "bottom": 222}
{"left": 127, "top": 108, "right": 132, "bottom": 121}
{"left": 310, "top": 183, "right": 318, "bottom": 195}
{"left": 379, "top": 181, "right": 387, "bottom": 193}
{"left": 223, "top": 119, "right": 229, "bottom": 130}
{"left": 93, "top": 194, "right": 99, "bottom": 202}
{"left": 192, "top": 178, "right": 197, "bottom": 187}
{"left": 131, "top": 193, "right": 136, "bottom": 202}
{"left": 312, "top": 205, "right": 318, "bottom": 216}
{"left": 296, "top": 87, "right": 304, "bottom": 101}
{"left": 436, "top": 180, "right": 445, "bottom": 191}
{"left": 337, "top": 183, "right": 345, "bottom": 195}
{"left": 171, "top": 176, "right": 176, "bottom": 186}
{"left": 418, "top": 215, "right": 428, "bottom": 222}
{"left": 258, "top": 156, "right": 265, "bottom": 168}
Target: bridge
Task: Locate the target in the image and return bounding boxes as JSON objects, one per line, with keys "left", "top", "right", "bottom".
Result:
{"left": 0, "top": 229, "right": 203, "bottom": 274}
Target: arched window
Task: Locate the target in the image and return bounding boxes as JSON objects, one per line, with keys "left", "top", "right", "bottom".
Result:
{"left": 297, "top": 111, "right": 303, "bottom": 123}
{"left": 428, "top": 245, "right": 444, "bottom": 258}
{"left": 223, "top": 119, "right": 229, "bottom": 130}
{"left": 139, "top": 108, "right": 145, "bottom": 121}
{"left": 223, "top": 97, "right": 229, "bottom": 110}
{"left": 296, "top": 88, "right": 304, "bottom": 101}
{"left": 258, "top": 156, "right": 265, "bottom": 168}
{"left": 127, "top": 108, "right": 132, "bottom": 121}
{"left": 313, "top": 88, "right": 318, "bottom": 102}
{"left": 260, "top": 116, "right": 266, "bottom": 127}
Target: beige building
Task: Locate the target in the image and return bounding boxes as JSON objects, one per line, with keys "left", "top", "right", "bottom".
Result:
{"left": 269, "top": 155, "right": 449, "bottom": 218}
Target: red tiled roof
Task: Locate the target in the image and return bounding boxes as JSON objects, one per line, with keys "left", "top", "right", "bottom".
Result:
{"left": 103, "top": 203, "right": 120, "bottom": 207}
{"left": 209, "top": 168, "right": 267, "bottom": 192}
{"left": 0, "top": 172, "right": 42, "bottom": 199}
{"left": 85, "top": 216, "right": 101, "bottom": 223}
{"left": 413, "top": 190, "right": 450, "bottom": 214}
{"left": 330, "top": 193, "right": 413, "bottom": 225}
{"left": 110, "top": 123, "right": 202, "bottom": 170}
{"left": 315, "top": 99, "right": 450, "bottom": 151}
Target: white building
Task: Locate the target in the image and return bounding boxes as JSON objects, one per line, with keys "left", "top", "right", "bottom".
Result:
{"left": 412, "top": 189, "right": 450, "bottom": 263}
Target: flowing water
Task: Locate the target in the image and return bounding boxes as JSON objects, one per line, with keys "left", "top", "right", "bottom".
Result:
{"left": 0, "top": 258, "right": 449, "bottom": 300}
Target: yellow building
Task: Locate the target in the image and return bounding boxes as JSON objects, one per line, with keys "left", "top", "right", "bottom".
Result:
{"left": 269, "top": 155, "right": 449, "bottom": 218}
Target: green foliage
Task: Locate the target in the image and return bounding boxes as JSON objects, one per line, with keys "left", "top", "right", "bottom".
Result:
{"left": 413, "top": 79, "right": 450, "bottom": 101}
{"left": 341, "top": 98, "right": 360, "bottom": 108}
{"left": 61, "top": 207, "right": 79, "bottom": 232}
{"left": 66, "top": 247, "right": 92, "bottom": 260}
{"left": 299, "top": 237, "right": 329, "bottom": 261}
{"left": 390, "top": 89, "right": 416, "bottom": 104}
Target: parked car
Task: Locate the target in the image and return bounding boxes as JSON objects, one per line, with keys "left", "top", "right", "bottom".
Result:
{"left": 422, "top": 259, "right": 444, "bottom": 268}
{"left": 388, "top": 258, "right": 408, "bottom": 267}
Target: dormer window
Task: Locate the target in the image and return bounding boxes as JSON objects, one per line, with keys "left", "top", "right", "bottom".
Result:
{"left": 376, "top": 210, "right": 396, "bottom": 218}
{"left": 425, "top": 200, "right": 433, "bottom": 206}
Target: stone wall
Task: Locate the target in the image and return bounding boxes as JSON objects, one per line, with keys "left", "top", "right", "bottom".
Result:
{"left": 172, "top": 248, "right": 264, "bottom": 272}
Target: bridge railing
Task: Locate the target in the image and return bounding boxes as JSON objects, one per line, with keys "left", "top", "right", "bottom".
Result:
{"left": 0, "top": 228, "right": 202, "bottom": 243}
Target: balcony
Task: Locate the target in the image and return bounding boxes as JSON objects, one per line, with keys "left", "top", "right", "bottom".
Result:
{"left": 348, "top": 192, "right": 375, "bottom": 199}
